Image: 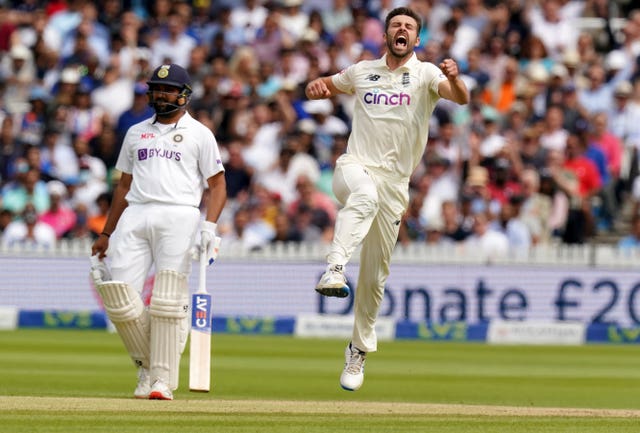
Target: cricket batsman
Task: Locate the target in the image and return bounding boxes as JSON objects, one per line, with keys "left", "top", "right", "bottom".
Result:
{"left": 91, "top": 63, "right": 226, "bottom": 400}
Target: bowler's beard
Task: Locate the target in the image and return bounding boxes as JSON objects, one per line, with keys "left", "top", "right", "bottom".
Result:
{"left": 386, "top": 33, "right": 413, "bottom": 59}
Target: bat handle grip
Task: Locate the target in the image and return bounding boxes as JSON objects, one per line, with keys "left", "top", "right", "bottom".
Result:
{"left": 199, "top": 245, "right": 207, "bottom": 293}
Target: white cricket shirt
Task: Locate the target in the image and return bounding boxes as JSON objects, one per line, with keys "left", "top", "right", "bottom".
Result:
{"left": 331, "top": 53, "right": 446, "bottom": 179}
{"left": 116, "top": 112, "right": 224, "bottom": 207}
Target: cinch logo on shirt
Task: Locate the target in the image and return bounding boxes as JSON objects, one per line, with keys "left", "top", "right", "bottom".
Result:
{"left": 363, "top": 90, "right": 411, "bottom": 106}
{"left": 137, "top": 148, "right": 182, "bottom": 161}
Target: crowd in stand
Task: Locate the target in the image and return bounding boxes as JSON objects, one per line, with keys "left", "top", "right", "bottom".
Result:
{"left": 1, "top": 0, "right": 640, "bottom": 258}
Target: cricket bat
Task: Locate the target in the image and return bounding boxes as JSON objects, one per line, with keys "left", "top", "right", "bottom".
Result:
{"left": 189, "top": 237, "right": 220, "bottom": 392}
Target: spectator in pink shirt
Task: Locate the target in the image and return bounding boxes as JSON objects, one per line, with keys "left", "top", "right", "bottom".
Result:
{"left": 39, "top": 180, "right": 76, "bottom": 238}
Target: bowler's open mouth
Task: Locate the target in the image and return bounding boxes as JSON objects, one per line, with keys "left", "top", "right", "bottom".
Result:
{"left": 395, "top": 35, "right": 407, "bottom": 48}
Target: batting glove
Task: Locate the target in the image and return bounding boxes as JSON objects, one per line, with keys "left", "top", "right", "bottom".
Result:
{"left": 200, "top": 220, "right": 221, "bottom": 265}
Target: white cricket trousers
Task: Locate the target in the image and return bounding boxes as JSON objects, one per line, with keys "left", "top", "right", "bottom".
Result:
{"left": 108, "top": 203, "right": 201, "bottom": 291}
{"left": 329, "top": 154, "right": 409, "bottom": 353}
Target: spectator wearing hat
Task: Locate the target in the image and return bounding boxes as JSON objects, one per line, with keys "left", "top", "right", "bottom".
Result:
{"left": 278, "top": 0, "right": 309, "bottom": 42}
{"left": 608, "top": 80, "right": 640, "bottom": 193}
{"left": 461, "top": 165, "right": 499, "bottom": 219}
{"left": 0, "top": 44, "right": 37, "bottom": 113}
{"left": 608, "top": 81, "right": 640, "bottom": 147}
{"left": 39, "top": 180, "right": 76, "bottom": 238}
{"left": 15, "top": 86, "right": 51, "bottom": 147}
{"left": 302, "top": 98, "right": 349, "bottom": 167}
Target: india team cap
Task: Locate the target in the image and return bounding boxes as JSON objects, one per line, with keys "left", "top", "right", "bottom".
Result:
{"left": 147, "top": 63, "right": 192, "bottom": 92}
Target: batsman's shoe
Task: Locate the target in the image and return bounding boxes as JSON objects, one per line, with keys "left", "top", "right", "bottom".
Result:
{"left": 315, "top": 264, "right": 350, "bottom": 298}
{"left": 340, "top": 342, "right": 366, "bottom": 391}
{"left": 133, "top": 367, "right": 151, "bottom": 399}
{"left": 148, "top": 379, "right": 173, "bottom": 400}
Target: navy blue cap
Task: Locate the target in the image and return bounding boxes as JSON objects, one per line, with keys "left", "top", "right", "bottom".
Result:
{"left": 147, "top": 64, "right": 192, "bottom": 92}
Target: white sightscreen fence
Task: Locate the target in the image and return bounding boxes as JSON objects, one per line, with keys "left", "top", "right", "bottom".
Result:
{"left": 1, "top": 254, "right": 640, "bottom": 326}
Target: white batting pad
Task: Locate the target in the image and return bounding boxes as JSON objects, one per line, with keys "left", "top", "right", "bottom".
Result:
{"left": 96, "top": 281, "right": 150, "bottom": 369}
{"left": 149, "top": 270, "right": 188, "bottom": 390}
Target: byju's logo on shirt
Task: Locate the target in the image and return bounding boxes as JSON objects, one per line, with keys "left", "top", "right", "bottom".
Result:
{"left": 137, "top": 148, "right": 182, "bottom": 161}
{"left": 364, "top": 89, "right": 411, "bottom": 106}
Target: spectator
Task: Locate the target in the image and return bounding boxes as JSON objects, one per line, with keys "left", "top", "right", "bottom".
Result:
{"left": 287, "top": 173, "right": 337, "bottom": 231}
{"left": 87, "top": 191, "right": 111, "bottom": 238}
{"left": 150, "top": 11, "right": 197, "bottom": 68}
{"left": 491, "top": 195, "right": 532, "bottom": 258}
{"left": 462, "top": 211, "right": 509, "bottom": 261}
{"left": 2, "top": 202, "right": 56, "bottom": 248}
{"left": 15, "top": 86, "right": 50, "bottom": 147}
{"left": 39, "top": 180, "right": 76, "bottom": 239}
{"left": 398, "top": 192, "right": 426, "bottom": 246}
{"left": 91, "top": 64, "right": 136, "bottom": 124}
{"left": 441, "top": 199, "right": 471, "bottom": 242}
{"left": 223, "top": 140, "right": 254, "bottom": 200}
{"left": 116, "top": 82, "right": 155, "bottom": 144}
{"left": 271, "top": 211, "right": 302, "bottom": 243}
{"left": 0, "top": 44, "right": 37, "bottom": 114}
{"left": 1, "top": 167, "right": 50, "bottom": 215}
{"left": 539, "top": 104, "right": 569, "bottom": 152}
{"left": 520, "top": 168, "right": 553, "bottom": 245}
{"left": 67, "top": 134, "right": 108, "bottom": 213}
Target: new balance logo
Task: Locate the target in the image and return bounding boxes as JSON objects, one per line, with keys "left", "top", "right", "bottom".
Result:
{"left": 394, "top": 220, "right": 401, "bottom": 226}
{"left": 366, "top": 74, "right": 381, "bottom": 81}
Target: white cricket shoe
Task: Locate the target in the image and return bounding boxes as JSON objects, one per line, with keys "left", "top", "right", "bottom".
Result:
{"left": 315, "top": 264, "right": 350, "bottom": 298}
{"left": 148, "top": 379, "right": 173, "bottom": 400}
{"left": 340, "top": 342, "right": 366, "bottom": 391}
{"left": 133, "top": 367, "right": 151, "bottom": 399}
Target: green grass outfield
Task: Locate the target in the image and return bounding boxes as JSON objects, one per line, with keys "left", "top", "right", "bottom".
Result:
{"left": 1, "top": 329, "right": 639, "bottom": 432}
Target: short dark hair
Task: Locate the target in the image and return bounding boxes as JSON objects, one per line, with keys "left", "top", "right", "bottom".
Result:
{"left": 385, "top": 7, "right": 422, "bottom": 34}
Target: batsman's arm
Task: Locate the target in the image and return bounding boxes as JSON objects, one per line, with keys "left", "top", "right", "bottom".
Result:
{"left": 91, "top": 172, "right": 132, "bottom": 258}
{"left": 204, "top": 171, "right": 227, "bottom": 224}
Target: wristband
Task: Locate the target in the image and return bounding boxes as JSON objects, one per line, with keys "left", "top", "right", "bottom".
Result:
{"left": 101, "top": 232, "right": 111, "bottom": 238}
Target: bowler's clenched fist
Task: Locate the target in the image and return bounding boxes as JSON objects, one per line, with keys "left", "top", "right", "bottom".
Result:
{"left": 305, "top": 78, "right": 332, "bottom": 100}
{"left": 439, "top": 58, "right": 460, "bottom": 80}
